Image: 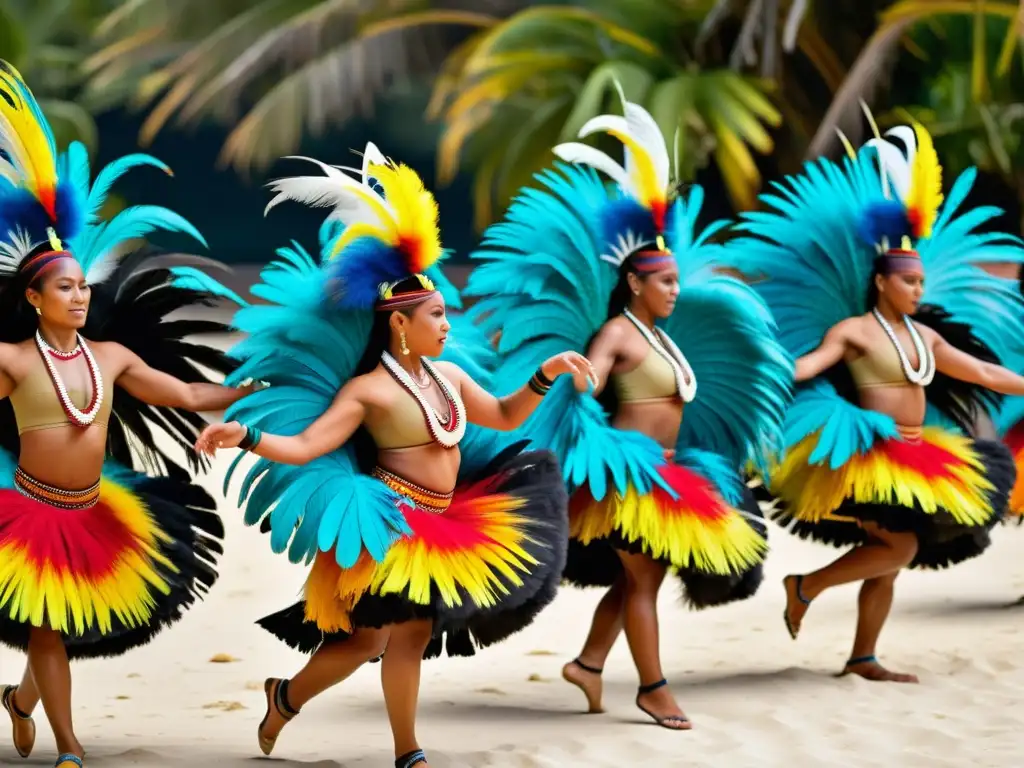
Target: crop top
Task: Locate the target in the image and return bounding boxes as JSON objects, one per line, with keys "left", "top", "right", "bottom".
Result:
{"left": 10, "top": 355, "right": 112, "bottom": 434}
{"left": 847, "top": 344, "right": 916, "bottom": 388}
{"left": 612, "top": 347, "right": 679, "bottom": 403}
{"left": 363, "top": 361, "right": 465, "bottom": 450}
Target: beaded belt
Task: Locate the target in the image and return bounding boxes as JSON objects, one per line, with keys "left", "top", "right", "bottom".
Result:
{"left": 15, "top": 467, "right": 100, "bottom": 510}
{"left": 372, "top": 467, "right": 453, "bottom": 514}
{"left": 896, "top": 423, "right": 922, "bottom": 442}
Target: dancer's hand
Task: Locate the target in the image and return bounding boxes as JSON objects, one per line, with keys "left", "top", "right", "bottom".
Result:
{"left": 195, "top": 421, "right": 246, "bottom": 456}
{"left": 541, "top": 351, "right": 597, "bottom": 389}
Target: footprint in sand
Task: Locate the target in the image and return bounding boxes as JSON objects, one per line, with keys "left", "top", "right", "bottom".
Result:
{"left": 203, "top": 700, "right": 246, "bottom": 712}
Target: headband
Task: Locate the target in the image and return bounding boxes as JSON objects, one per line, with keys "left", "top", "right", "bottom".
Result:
{"left": 629, "top": 235, "right": 675, "bottom": 273}
{"left": 375, "top": 273, "right": 439, "bottom": 312}
{"left": 18, "top": 229, "right": 74, "bottom": 284}
{"left": 877, "top": 247, "right": 923, "bottom": 277}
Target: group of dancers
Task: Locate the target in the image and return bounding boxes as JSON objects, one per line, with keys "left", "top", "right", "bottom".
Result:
{"left": 1, "top": 61, "right": 1024, "bottom": 768}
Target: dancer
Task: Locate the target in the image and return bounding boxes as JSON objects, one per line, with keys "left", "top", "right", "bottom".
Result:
{"left": 463, "top": 95, "right": 793, "bottom": 729}
{"left": 0, "top": 63, "right": 251, "bottom": 767}
{"left": 193, "top": 143, "right": 588, "bottom": 768}
{"left": 725, "top": 119, "right": 1024, "bottom": 682}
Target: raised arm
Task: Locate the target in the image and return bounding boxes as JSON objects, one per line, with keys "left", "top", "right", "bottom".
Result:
{"left": 194, "top": 380, "right": 367, "bottom": 465}
{"left": 443, "top": 351, "right": 594, "bottom": 432}
{"left": 112, "top": 344, "right": 250, "bottom": 411}
{"left": 931, "top": 332, "right": 1024, "bottom": 396}
{"left": 793, "top": 321, "right": 856, "bottom": 382}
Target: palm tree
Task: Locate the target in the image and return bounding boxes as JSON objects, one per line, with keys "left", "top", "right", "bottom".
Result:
{"left": 881, "top": 13, "right": 1024, "bottom": 230}
{"left": 807, "top": 0, "right": 1024, "bottom": 158}
{"left": 427, "top": 2, "right": 788, "bottom": 228}
{"left": 84, "top": 0, "right": 530, "bottom": 174}
{"left": 1, "top": 0, "right": 115, "bottom": 150}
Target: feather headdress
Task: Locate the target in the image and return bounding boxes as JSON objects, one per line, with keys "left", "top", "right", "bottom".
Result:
{"left": 857, "top": 119, "right": 944, "bottom": 255}
{"left": 264, "top": 143, "right": 443, "bottom": 311}
{"left": 552, "top": 85, "right": 676, "bottom": 268}
{"left": 0, "top": 60, "right": 204, "bottom": 285}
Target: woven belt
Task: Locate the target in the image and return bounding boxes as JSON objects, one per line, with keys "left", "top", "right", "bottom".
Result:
{"left": 372, "top": 466, "right": 453, "bottom": 514}
{"left": 896, "top": 423, "right": 922, "bottom": 442}
{"left": 15, "top": 467, "right": 100, "bottom": 510}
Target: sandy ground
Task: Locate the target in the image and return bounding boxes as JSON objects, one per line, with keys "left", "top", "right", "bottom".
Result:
{"left": 2, "top": 317, "right": 1023, "bottom": 767}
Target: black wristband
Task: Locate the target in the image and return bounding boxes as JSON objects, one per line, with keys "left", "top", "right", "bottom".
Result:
{"left": 528, "top": 377, "right": 549, "bottom": 396}
{"left": 238, "top": 425, "right": 255, "bottom": 451}
{"left": 534, "top": 367, "right": 554, "bottom": 388}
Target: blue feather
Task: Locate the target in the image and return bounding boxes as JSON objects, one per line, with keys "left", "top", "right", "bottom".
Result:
{"left": 327, "top": 236, "right": 408, "bottom": 310}
{"left": 169, "top": 266, "right": 249, "bottom": 306}
{"left": 857, "top": 200, "right": 909, "bottom": 247}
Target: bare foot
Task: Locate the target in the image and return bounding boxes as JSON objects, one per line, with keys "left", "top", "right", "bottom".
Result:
{"left": 636, "top": 684, "right": 691, "bottom": 731}
{"left": 257, "top": 678, "right": 295, "bottom": 755}
{"left": 783, "top": 575, "right": 810, "bottom": 639}
{"left": 562, "top": 660, "right": 604, "bottom": 713}
{"left": 842, "top": 658, "right": 918, "bottom": 683}
{"left": 2, "top": 685, "right": 36, "bottom": 758}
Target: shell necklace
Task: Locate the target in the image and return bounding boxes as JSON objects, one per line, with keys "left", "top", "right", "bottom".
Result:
{"left": 623, "top": 309, "right": 697, "bottom": 403}
{"left": 35, "top": 331, "right": 105, "bottom": 427}
{"left": 871, "top": 308, "right": 935, "bottom": 386}
{"left": 381, "top": 351, "right": 465, "bottom": 448}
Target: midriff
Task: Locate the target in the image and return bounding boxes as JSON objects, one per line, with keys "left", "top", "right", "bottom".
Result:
{"left": 376, "top": 442, "right": 462, "bottom": 495}
{"left": 613, "top": 399, "right": 683, "bottom": 451}
{"left": 856, "top": 383, "right": 927, "bottom": 430}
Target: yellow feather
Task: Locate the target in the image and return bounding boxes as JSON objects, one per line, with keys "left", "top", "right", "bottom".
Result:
{"left": 608, "top": 129, "right": 665, "bottom": 212}
{"left": 328, "top": 221, "right": 397, "bottom": 261}
{"left": 0, "top": 63, "right": 58, "bottom": 209}
{"left": 905, "top": 122, "right": 944, "bottom": 239}
{"left": 368, "top": 161, "right": 443, "bottom": 271}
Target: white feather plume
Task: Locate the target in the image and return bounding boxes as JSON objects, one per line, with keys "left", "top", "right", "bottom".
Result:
{"left": 0, "top": 228, "right": 34, "bottom": 276}
{"left": 552, "top": 142, "right": 631, "bottom": 190}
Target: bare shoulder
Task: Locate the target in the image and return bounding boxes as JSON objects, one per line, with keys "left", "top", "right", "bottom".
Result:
{"left": 348, "top": 367, "right": 399, "bottom": 407}
{"left": 431, "top": 359, "right": 464, "bottom": 379}
{"left": 832, "top": 315, "right": 870, "bottom": 342}
{"left": 590, "top": 316, "right": 630, "bottom": 350}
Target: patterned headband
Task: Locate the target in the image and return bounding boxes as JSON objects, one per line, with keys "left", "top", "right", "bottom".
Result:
{"left": 376, "top": 273, "right": 439, "bottom": 312}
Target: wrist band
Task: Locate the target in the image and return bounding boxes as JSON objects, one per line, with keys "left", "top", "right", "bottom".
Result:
{"left": 534, "top": 368, "right": 554, "bottom": 388}
{"left": 528, "top": 372, "right": 551, "bottom": 396}
{"left": 238, "top": 425, "right": 263, "bottom": 451}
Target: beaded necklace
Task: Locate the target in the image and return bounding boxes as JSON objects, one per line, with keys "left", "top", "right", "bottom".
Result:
{"left": 871, "top": 309, "right": 935, "bottom": 386}
{"left": 381, "top": 351, "right": 465, "bottom": 448}
{"left": 623, "top": 309, "right": 697, "bottom": 402}
{"left": 34, "top": 331, "right": 105, "bottom": 427}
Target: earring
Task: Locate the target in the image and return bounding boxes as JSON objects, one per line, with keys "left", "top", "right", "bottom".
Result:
{"left": 633, "top": 289, "right": 640, "bottom": 295}
{"left": 400, "top": 331, "right": 410, "bottom": 356}
{"left": 34, "top": 307, "right": 41, "bottom": 316}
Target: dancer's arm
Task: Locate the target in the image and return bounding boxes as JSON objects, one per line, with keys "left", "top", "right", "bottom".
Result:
{"left": 195, "top": 379, "right": 367, "bottom": 464}
{"left": 577, "top": 323, "right": 626, "bottom": 395}
{"left": 441, "top": 351, "right": 594, "bottom": 431}
{"left": 111, "top": 344, "right": 253, "bottom": 410}
{"left": 931, "top": 332, "right": 1024, "bottom": 395}
{"left": 793, "top": 320, "right": 857, "bottom": 382}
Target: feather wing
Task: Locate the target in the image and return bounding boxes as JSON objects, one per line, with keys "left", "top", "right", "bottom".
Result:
{"left": 223, "top": 241, "right": 409, "bottom": 567}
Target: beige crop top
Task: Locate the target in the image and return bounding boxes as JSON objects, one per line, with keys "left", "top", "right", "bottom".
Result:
{"left": 613, "top": 348, "right": 679, "bottom": 403}
{"left": 10, "top": 355, "right": 112, "bottom": 434}
{"left": 846, "top": 344, "right": 915, "bottom": 389}
{"left": 363, "top": 358, "right": 465, "bottom": 450}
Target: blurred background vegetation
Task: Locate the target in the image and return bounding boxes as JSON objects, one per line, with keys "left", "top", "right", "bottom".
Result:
{"left": 3, "top": 0, "right": 1024, "bottom": 264}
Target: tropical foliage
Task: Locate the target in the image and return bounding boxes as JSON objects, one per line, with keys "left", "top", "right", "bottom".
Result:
{"left": 427, "top": 2, "right": 785, "bottom": 226}
{"left": 0, "top": 0, "right": 116, "bottom": 151}
{"left": 83, "top": 0, "right": 526, "bottom": 173}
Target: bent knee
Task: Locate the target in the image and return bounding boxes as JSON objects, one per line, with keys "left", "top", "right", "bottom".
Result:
{"left": 350, "top": 627, "right": 389, "bottom": 660}
{"left": 887, "top": 532, "right": 918, "bottom": 566}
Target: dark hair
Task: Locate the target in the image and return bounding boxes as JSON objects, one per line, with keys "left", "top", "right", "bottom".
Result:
{"left": 348, "top": 275, "right": 429, "bottom": 472}
{"left": 865, "top": 263, "right": 883, "bottom": 309}
{"left": 0, "top": 242, "right": 76, "bottom": 343}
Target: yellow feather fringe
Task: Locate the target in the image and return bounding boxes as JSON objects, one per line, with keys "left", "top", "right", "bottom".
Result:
{"left": 905, "top": 122, "right": 943, "bottom": 239}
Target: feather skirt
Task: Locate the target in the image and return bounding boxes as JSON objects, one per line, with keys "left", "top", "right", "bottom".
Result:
{"left": 0, "top": 468, "right": 222, "bottom": 659}
{"left": 767, "top": 427, "right": 1014, "bottom": 568}
{"left": 256, "top": 449, "right": 568, "bottom": 656}
{"left": 562, "top": 462, "right": 768, "bottom": 609}
{"left": 1002, "top": 418, "right": 1024, "bottom": 517}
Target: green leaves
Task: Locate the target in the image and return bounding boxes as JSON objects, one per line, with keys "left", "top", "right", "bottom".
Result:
{"left": 431, "top": 4, "right": 782, "bottom": 228}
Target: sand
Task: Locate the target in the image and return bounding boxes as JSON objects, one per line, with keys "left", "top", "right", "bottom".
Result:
{"left": 2, "top": 337, "right": 1024, "bottom": 766}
